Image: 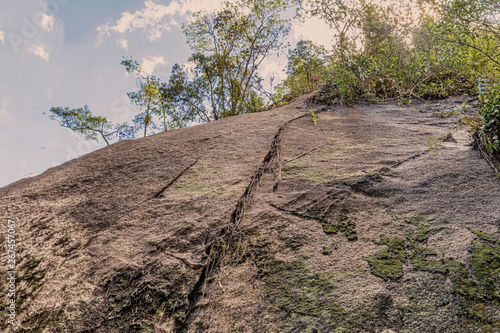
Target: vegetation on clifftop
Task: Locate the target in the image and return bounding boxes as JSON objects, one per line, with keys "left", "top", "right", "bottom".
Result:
{"left": 48, "top": 0, "right": 500, "bottom": 158}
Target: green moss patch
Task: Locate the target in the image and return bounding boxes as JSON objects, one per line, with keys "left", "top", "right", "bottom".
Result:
{"left": 445, "top": 259, "right": 480, "bottom": 300}
{"left": 470, "top": 229, "right": 499, "bottom": 244}
{"left": 322, "top": 220, "right": 357, "bottom": 241}
{"left": 313, "top": 209, "right": 357, "bottom": 241}
{"left": 286, "top": 240, "right": 304, "bottom": 251}
{"left": 282, "top": 163, "right": 331, "bottom": 183}
{"left": 366, "top": 224, "right": 500, "bottom": 331}
{"left": 322, "top": 246, "right": 333, "bottom": 255}
{"left": 444, "top": 230, "right": 500, "bottom": 330}
{"left": 264, "top": 259, "right": 345, "bottom": 318}
{"left": 367, "top": 235, "right": 405, "bottom": 281}
{"left": 379, "top": 235, "right": 406, "bottom": 260}
{"left": 367, "top": 250, "right": 404, "bottom": 281}
{"left": 445, "top": 234, "right": 500, "bottom": 303}
{"left": 252, "top": 239, "right": 347, "bottom": 330}
{"left": 405, "top": 220, "right": 446, "bottom": 274}
{"left": 403, "top": 218, "right": 446, "bottom": 275}
{"left": 410, "top": 247, "right": 446, "bottom": 274}
{"left": 170, "top": 181, "right": 219, "bottom": 194}
{"left": 253, "top": 238, "right": 395, "bottom": 332}
{"left": 368, "top": 217, "right": 446, "bottom": 280}
{"left": 468, "top": 239, "right": 500, "bottom": 301}
{"left": 405, "top": 224, "right": 439, "bottom": 244}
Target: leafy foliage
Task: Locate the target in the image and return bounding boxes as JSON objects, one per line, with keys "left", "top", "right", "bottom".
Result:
{"left": 315, "top": 60, "right": 361, "bottom": 105}
{"left": 121, "top": 57, "right": 162, "bottom": 137}
{"left": 281, "top": 40, "right": 327, "bottom": 97}
{"left": 436, "top": 0, "right": 500, "bottom": 69}
{"left": 297, "top": 0, "right": 499, "bottom": 103}
{"left": 478, "top": 81, "right": 500, "bottom": 155}
{"left": 49, "top": 0, "right": 500, "bottom": 152}
{"left": 297, "top": 0, "right": 500, "bottom": 158}
{"left": 49, "top": 0, "right": 293, "bottom": 144}
{"left": 178, "top": 0, "right": 292, "bottom": 120}
{"left": 47, "top": 106, "right": 133, "bottom": 145}
{"left": 300, "top": 0, "right": 366, "bottom": 60}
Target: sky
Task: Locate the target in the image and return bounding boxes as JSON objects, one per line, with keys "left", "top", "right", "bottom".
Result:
{"left": 0, "top": 0, "right": 334, "bottom": 187}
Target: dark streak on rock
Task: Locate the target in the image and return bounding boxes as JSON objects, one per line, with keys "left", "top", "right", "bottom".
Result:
{"left": 154, "top": 158, "right": 201, "bottom": 198}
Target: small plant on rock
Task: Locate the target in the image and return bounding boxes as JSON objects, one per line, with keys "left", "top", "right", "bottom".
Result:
{"left": 309, "top": 109, "right": 317, "bottom": 126}
{"left": 427, "top": 137, "right": 440, "bottom": 153}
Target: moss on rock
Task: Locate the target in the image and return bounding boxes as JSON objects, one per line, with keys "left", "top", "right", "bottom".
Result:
{"left": 404, "top": 224, "right": 439, "bottom": 244}
{"left": 253, "top": 238, "right": 398, "bottom": 332}
{"left": 444, "top": 230, "right": 500, "bottom": 331}
{"left": 367, "top": 235, "right": 405, "bottom": 281}
{"left": 254, "top": 243, "right": 348, "bottom": 330}
{"left": 410, "top": 247, "right": 446, "bottom": 274}
{"left": 314, "top": 209, "right": 357, "bottom": 241}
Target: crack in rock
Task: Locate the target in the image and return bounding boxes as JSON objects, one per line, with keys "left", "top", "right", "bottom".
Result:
{"left": 174, "top": 112, "right": 311, "bottom": 332}
{"left": 154, "top": 158, "right": 200, "bottom": 198}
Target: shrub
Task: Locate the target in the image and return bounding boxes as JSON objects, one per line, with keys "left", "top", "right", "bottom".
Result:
{"left": 300, "top": 0, "right": 493, "bottom": 106}
{"left": 478, "top": 82, "right": 500, "bottom": 155}
{"left": 282, "top": 40, "right": 328, "bottom": 97}
{"left": 315, "top": 61, "right": 361, "bottom": 106}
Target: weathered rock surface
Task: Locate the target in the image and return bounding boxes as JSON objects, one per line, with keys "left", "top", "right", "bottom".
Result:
{"left": 1, "top": 94, "right": 499, "bottom": 332}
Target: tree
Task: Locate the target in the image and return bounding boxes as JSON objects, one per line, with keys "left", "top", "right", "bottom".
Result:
{"left": 176, "top": 0, "right": 292, "bottom": 121}
{"left": 436, "top": 0, "right": 500, "bottom": 68}
{"left": 283, "top": 40, "right": 327, "bottom": 95}
{"left": 122, "top": 57, "right": 161, "bottom": 137}
{"left": 299, "top": 0, "right": 366, "bottom": 60}
{"left": 157, "top": 81, "right": 187, "bottom": 131}
{"left": 47, "top": 106, "right": 134, "bottom": 146}
{"left": 48, "top": 1, "right": 294, "bottom": 146}
{"left": 118, "top": 0, "right": 293, "bottom": 131}
{"left": 164, "top": 60, "right": 217, "bottom": 124}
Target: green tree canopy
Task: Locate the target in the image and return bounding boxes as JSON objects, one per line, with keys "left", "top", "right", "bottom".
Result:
{"left": 436, "top": 0, "right": 500, "bottom": 68}
{"left": 47, "top": 106, "right": 133, "bottom": 146}
{"left": 283, "top": 40, "right": 327, "bottom": 96}
{"left": 122, "top": 57, "right": 162, "bottom": 137}
{"left": 176, "top": 0, "right": 292, "bottom": 120}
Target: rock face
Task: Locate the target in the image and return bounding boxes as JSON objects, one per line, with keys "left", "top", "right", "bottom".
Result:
{"left": 1, "top": 94, "right": 499, "bottom": 332}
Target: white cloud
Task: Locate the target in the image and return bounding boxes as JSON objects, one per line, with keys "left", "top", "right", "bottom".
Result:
{"left": 116, "top": 38, "right": 129, "bottom": 51}
{"left": 292, "top": 19, "right": 335, "bottom": 48}
{"left": 141, "top": 55, "right": 167, "bottom": 74}
{"left": 96, "top": 0, "right": 235, "bottom": 45}
{"left": 258, "top": 57, "right": 287, "bottom": 92}
{"left": 0, "top": 101, "right": 8, "bottom": 115}
{"left": 260, "top": 60, "right": 285, "bottom": 80}
{"left": 41, "top": 13, "right": 55, "bottom": 33}
{"left": 97, "top": 0, "right": 182, "bottom": 43}
{"left": 0, "top": 31, "right": 5, "bottom": 44}
{"left": 178, "top": 0, "right": 230, "bottom": 17}
{"left": 30, "top": 44, "right": 50, "bottom": 62}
